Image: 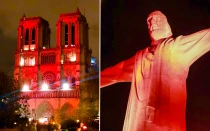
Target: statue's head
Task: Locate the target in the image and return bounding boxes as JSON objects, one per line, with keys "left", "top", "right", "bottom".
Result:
{"left": 147, "top": 11, "right": 172, "bottom": 43}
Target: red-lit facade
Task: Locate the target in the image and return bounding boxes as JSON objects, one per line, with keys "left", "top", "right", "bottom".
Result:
{"left": 14, "top": 8, "right": 92, "bottom": 123}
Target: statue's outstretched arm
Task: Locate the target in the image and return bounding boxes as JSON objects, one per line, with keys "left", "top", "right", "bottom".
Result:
{"left": 174, "top": 29, "right": 210, "bottom": 66}
{"left": 100, "top": 55, "right": 136, "bottom": 88}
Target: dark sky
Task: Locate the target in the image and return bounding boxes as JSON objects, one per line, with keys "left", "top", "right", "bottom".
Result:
{"left": 0, "top": 0, "right": 99, "bottom": 74}
{"left": 101, "top": 0, "right": 210, "bottom": 131}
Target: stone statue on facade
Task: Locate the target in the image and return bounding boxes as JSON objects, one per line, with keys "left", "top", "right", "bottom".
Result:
{"left": 101, "top": 10, "right": 210, "bottom": 131}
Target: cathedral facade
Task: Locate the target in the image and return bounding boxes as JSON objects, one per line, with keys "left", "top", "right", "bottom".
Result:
{"left": 13, "top": 8, "right": 95, "bottom": 123}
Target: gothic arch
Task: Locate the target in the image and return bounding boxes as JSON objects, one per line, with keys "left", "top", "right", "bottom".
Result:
{"left": 65, "top": 24, "right": 68, "bottom": 45}
{"left": 36, "top": 100, "right": 54, "bottom": 119}
{"left": 71, "top": 77, "right": 76, "bottom": 86}
{"left": 32, "top": 28, "right": 36, "bottom": 44}
{"left": 60, "top": 102, "right": 74, "bottom": 120}
{"left": 25, "top": 28, "right": 29, "bottom": 45}
{"left": 71, "top": 23, "right": 75, "bottom": 45}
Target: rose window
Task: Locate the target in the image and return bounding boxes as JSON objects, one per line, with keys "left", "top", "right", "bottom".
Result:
{"left": 43, "top": 71, "right": 56, "bottom": 84}
{"left": 66, "top": 69, "right": 72, "bottom": 76}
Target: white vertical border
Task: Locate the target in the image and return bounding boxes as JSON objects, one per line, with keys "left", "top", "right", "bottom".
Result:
{"left": 99, "top": 0, "right": 101, "bottom": 130}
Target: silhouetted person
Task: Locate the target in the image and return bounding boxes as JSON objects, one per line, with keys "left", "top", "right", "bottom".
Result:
{"left": 36, "top": 122, "right": 41, "bottom": 131}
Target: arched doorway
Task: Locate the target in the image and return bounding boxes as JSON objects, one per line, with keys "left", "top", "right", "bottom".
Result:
{"left": 60, "top": 102, "right": 74, "bottom": 120}
{"left": 36, "top": 101, "right": 54, "bottom": 120}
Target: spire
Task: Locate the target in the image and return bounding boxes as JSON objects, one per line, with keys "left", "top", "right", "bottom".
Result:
{"left": 76, "top": 7, "right": 80, "bottom": 14}
{"left": 84, "top": 8, "right": 85, "bottom": 16}
{"left": 22, "top": 14, "right": 26, "bottom": 20}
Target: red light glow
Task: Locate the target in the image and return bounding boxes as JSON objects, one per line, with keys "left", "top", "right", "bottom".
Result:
{"left": 22, "top": 85, "right": 30, "bottom": 92}
{"left": 82, "top": 125, "right": 87, "bottom": 130}
{"left": 62, "top": 83, "right": 71, "bottom": 90}
{"left": 41, "top": 83, "right": 49, "bottom": 91}
{"left": 20, "top": 57, "right": 24, "bottom": 66}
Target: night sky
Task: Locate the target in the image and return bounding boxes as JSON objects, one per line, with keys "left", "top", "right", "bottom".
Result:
{"left": 101, "top": 0, "right": 210, "bottom": 131}
{"left": 0, "top": 0, "right": 99, "bottom": 74}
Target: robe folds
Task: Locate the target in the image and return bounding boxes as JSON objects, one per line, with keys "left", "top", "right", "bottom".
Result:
{"left": 123, "top": 29, "right": 210, "bottom": 131}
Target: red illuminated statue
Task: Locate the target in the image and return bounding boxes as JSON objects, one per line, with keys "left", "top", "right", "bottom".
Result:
{"left": 101, "top": 11, "right": 210, "bottom": 131}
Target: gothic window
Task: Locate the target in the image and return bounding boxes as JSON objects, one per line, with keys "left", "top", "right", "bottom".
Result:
{"left": 43, "top": 28, "right": 46, "bottom": 47}
{"left": 23, "top": 56, "right": 35, "bottom": 66}
{"left": 32, "top": 28, "right": 35, "bottom": 44}
{"left": 65, "top": 51, "right": 76, "bottom": 62}
{"left": 43, "top": 71, "right": 56, "bottom": 84}
{"left": 71, "top": 23, "right": 75, "bottom": 45}
{"left": 20, "top": 56, "right": 24, "bottom": 66}
{"left": 65, "top": 24, "right": 68, "bottom": 46}
{"left": 70, "top": 51, "right": 76, "bottom": 62}
{"left": 25, "top": 28, "right": 29, "bottom": 45}
{"left": 41, "top": 53, "right": 56, "bottom": 65}
{"left": 72, "top": 77, "right": 76, "bottom": 86}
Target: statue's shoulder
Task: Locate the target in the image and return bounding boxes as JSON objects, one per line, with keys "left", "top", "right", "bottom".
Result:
{"left": 159, "top": 37, "right": 176, "bottom": 49}
{"left": 174, "top": 35, "right": 183, "bottom": 41}
{"left": 164, "top": 37, "right": 175, "bottom": 45}
{"left": 133, "top": 48, "right": 149, "bottom": 62}
{"left": 167, "top": 35, "right": 183, "bottom": 48}
{"left": 135, "top": 48, "right": 148, "bottom": 56}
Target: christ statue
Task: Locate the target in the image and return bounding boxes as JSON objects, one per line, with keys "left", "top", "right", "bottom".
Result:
{"left": 101, "top": 10, "right": 210, "bottom": 131}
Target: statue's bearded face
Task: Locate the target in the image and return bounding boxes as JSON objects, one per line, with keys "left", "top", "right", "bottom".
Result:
{"left": 147, "top": 11, "right": 172, "bottom": 41}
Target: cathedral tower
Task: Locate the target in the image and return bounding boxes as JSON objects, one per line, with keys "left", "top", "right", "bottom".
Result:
{"left": 56, "top": 8, "right": 92, "bottom": 82}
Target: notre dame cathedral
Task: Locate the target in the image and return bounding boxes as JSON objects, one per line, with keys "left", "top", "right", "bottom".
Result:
{"left": 13, "top": 8, "right": 98, "bottom": 123}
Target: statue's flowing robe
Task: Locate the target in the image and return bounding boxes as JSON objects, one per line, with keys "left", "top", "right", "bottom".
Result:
{"left": 123, "top": 29, "right": 210, "bottom": 131}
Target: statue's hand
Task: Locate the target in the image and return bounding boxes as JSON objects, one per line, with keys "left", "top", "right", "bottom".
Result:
{"left": 146, "top": 106, "right": 155, "bottom": 122}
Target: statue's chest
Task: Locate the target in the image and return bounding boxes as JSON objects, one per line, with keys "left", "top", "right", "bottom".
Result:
{"left": 141, "top": 46, "right": 174, "bottom": 78}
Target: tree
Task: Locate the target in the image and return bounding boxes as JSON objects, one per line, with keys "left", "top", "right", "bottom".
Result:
{"left": 17, "top": 98, "right": 31, "bottom": 118}
{"left": 63, "top": 71, "right": 99, "bottom": 128}
{"left": 0, "top": 71, "right": 30, "bottom": 128}
{"left": 79, "top": 71, "right": 99, "bottom": 126}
